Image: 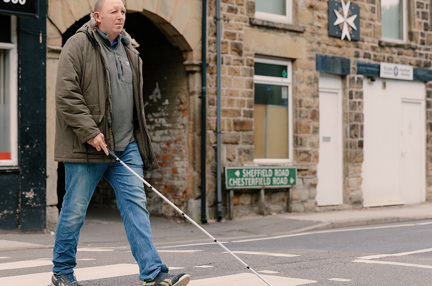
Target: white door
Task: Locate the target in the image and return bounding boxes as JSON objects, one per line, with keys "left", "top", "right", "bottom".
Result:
{"left": 317, "top": 76, "right": 343, "bottom": 206}
{"left": 400, "top": 100, "right": 425, "bottom": 204}
{"left": 363, "top": 79, "right": 402, "bottom": 206}
{"left": 363, "top": 79, "right": 425, "bottom": 206}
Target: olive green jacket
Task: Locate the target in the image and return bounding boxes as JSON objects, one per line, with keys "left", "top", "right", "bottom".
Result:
{"left": 54, "top": 16, "right": 158, "bottom": 171}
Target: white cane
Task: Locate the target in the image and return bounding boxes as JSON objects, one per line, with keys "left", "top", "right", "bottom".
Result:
{"left": 107, "top": 149, "right": 273, "bottom": 286}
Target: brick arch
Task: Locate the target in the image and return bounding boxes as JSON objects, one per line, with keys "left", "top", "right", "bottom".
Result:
{"left": 47, "top": 0, "right": 199, "bottom": 56}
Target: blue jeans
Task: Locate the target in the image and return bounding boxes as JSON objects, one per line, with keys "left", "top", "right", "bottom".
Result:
{"left": 52, "top": 142, "right": 168, "bottom": 281}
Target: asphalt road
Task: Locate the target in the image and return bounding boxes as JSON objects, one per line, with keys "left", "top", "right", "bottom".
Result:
{"left": 1, "top": 218, "right": 431, "bottom": 285}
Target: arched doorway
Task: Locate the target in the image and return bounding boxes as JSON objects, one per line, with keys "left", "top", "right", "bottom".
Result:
{"left": 55, "top": 12, "right": 193, "bottom": 216}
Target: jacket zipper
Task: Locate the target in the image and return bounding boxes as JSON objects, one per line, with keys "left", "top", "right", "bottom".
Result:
{"left": 89, "top": 29, "right": 116, "bottom": 153}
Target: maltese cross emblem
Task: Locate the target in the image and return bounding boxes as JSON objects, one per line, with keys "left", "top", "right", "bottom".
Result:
{"left": 328, "top": 0, "right": 360, "bottom": 41}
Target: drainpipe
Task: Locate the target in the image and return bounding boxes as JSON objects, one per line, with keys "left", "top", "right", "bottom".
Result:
{"left": 201, "top": 0, "right": 208, "bottom": 224}
{"left": 216, "top": 0, "right": 222, "bottom": 222}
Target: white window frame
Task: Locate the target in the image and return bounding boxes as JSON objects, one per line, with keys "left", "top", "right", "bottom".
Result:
{"left": 0, "top": 16, "right": 18, "bottom": 167}
{"left": 381, "top": 0, "right": 408, "bottom": 42}
{"left": 253, "top": 57, "right": 293, "bottom": 165}
{"left": 255, "top": 0, "right": 293, "bottom": 24}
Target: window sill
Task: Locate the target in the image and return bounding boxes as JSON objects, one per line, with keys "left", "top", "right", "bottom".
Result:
{"left": 378, "top": 40, "right": 418, "bottom": 50}
{"left": 253, "top": 159, "right": 294, "bottom": 166}
{"left": 0, "top": 166, "right": 20, "bottom": 174}
{"left": 249, "top": 18, "right": 305, "bottom": 33}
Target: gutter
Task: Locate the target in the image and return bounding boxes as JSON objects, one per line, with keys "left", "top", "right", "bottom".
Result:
{"left": 216, "top": 0, "right": 222, "bottom": 221}
{"left": 201, "top": 0, "right": 208, "bottom": 224}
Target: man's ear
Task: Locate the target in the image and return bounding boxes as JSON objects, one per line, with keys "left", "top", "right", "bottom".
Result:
{"left": 93, "top": 11, "right": 101, "bottom": 23}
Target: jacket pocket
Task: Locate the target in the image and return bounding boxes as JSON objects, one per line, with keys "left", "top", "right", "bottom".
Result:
{"left": 91, "top": 114, "right": 104, "bottom": 126}
{"left": 72, "top": 114, "right": 105, "bottom": 154}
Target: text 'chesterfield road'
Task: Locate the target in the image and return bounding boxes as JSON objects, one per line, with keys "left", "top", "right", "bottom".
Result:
{"left": 225, "top": 167, "right": 296, "bottom": 189}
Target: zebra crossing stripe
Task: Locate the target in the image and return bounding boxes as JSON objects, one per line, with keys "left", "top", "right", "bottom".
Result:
{"left": 0, "top": 240, "right": 46, "bottom": 251}
{"left": 0, "top": 259, "right": 316, "bottom": 286}
{"left": 0, "top": 258, "right": 52, "bottom": 271}
{"left": 188, "top": 273, "right": 317, "bottom": 286}
{"left": 0, "top": 263, "right": 139, "bottom": 286}
{"left": 229, "top": 251, "right": 299, "bottom": 258}
{"left": 158, "top": 250, "right": 203, "bottom": 253}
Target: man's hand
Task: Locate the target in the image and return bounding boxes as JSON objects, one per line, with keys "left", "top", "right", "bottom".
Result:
{"left": 87, "top": 133, "right": 109, "bottom": 156}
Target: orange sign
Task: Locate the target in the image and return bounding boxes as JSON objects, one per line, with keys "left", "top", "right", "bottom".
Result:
{"left": 0, "top": 152, "right": 11, "bottom": 160}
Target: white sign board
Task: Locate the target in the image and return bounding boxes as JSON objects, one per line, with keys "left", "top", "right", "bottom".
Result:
{"left": 380, "top": 63, "right": 413, "bottom": 81}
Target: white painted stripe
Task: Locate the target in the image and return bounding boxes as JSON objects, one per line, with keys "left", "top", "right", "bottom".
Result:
{"left": 77, "top": 247, "right": 114, "bottom": 252}
{"left": 233, "top": 221, "right": 432, "bottom": 243}
{"left": 229, "top": 251, "right": 299, "bottom": 258}
{"left": 158, "top": 250, "right": 203, "bottom": 253}
{"left": 158, "top": 241, "right": 228, "bottom": 249}
{"left": 258, "top": 270, "right": 280, "bottom": 274}
{"left": 0, "top": 272, "right": 52, "bottom": 286}
{"left": 188, "top": 273, "right": 317, "bottom": 286}
{"left": 233, "top": 233, "right": 306, "bottom": 243}
{"left": 77, "top": 258, "right": 96, "bottom": 261}
{"left": 168, "top": 267, "right": 184, "bottom": 270}
{"left": 0, "top": 263, "right": 138, "bottom": 286}
{"left": 329, "top": 278, "right": 352, "bottom": 282}
{"left": 0, "top": 240, "right": 46, "bottom": 250}
{"left": 0, "top": 259, "right": 52, "bottom": 271}
{"left": 0, "top": 257, "right": 10, "bottom": 260}
{"left": 354, "top": 259, "right": 432, "bottom": 269}
{"left": 358, "top": 248, "right": 432, "bottom": 260}
{"left": 194, "top": 265, "right": 214, "bottom": 269}
{"left": 416, "top": 221, "right": 432, "bottom": 226}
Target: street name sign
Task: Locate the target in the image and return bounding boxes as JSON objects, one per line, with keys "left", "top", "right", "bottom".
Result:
{"left": 225, "top": 167, "right": 296, "bottom": 189}
{"left": 0, "top": 0, "right": 38, "bottom": 18}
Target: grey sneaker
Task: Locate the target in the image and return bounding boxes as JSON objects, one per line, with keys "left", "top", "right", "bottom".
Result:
{"left": 143, "top": 272, "right": 190, "bottom": 286}
{"left": 51, "top": 273, "right": 82, "bottom": 286}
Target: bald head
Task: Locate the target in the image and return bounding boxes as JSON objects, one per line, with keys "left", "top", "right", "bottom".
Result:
{"left": 95, "top": 0, "right": 125, "bottom": 12}
{"left": 94, "top": 0, "right": 105, "bottom": 12}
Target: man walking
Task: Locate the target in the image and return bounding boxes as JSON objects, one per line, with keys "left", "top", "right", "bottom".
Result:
{"left": 52, "top": 0, "right": 190, "bottom": 285}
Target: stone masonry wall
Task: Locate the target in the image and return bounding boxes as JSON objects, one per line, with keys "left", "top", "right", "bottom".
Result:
{"left": 345, "top": 74, "right": 364, "bottom": 206}
{"left": 352, "top": 0, "right": 432, "bottom": 203}
{"left": 207, "top": 0, "right": 267, "bottom": 218}
{"left": 296, "top": 0, "right": 432, "bottom": 209}
{"left": 427, "top": 83, "right": 432, "bottom": 201}
{"left": 205, "top": 0, "right": 432, "bottom": 217}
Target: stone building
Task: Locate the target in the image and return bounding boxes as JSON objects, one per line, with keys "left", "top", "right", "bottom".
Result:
{"left": 2, "top": 0, "right": 432, "bottom": 231}
{"left": 205, "top": 0, "right": 432, "bottom": 218}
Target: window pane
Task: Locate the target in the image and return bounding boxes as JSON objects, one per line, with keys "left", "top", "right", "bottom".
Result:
{"left": 0, "top": 49, "right": 11, "bottom": 160}
{"left": 255, "top": 62, "right": 288, "bottom": 78}
{"left": 267, "top": 106, "right": 288, "bottom": 158}
{"left": 255, "top": 84, "right": 288, "bottom": 106}
{"left": 256, "top": 0, "right": 286, "bottom": 16}
{"left": 254, "top": 83, "right": 288, "bottom": 159}
{"left": 254, "top": 104, "right": 266, "bottom": 158}
{"left": 381, "top": 0, "right": 403, "bottom": 40}
{"left": 0, "top": 15, "right": 11, "bottom": 43}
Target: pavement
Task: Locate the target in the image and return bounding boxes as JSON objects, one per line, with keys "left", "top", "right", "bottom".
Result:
{"left": 1, "top": 202, "right": 432, "bottom": 250}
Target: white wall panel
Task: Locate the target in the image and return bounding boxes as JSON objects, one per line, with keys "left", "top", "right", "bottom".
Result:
{"left": 363, "top": 79, "right": 425, "bottom": 206}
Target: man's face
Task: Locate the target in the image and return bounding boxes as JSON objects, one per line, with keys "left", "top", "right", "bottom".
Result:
{"left": 94, "top": 0, "right": 126, "bottom": 42}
